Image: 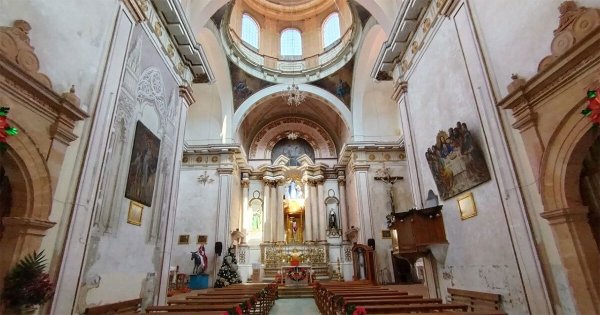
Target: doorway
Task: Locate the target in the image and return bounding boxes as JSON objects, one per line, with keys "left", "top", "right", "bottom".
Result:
{"left": 579, "top": 136, "right": 600, "bottom": 252}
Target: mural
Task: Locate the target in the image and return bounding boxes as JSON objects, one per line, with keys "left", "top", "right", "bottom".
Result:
{"left": 312, "top": 58, "right": 353, "bottom": 108}
{"left": 125, "top": 121, "right": 161, "bottom": 206}
{"left": 271, "top": 138, "right": 315, "bottom": 166}
{"left": 425, "top": 122, "right": 490, "bottom": 200}
{"left": 230, "top": 62, "right": 272, "bottom": 110}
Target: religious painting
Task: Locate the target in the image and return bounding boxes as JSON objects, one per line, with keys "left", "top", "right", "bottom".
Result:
{"left": 230, "top": 62, "right": 273, "bottom": 110}
{"left": 312, "top": 59, "right": 353, "bottom": 108}
{"left": 425, "top": 122, "right": 491, "bottom": 200}
{"left": 178, "top": 235, "right": 189, "bottom": 245}
{"left": 457, "top": 192, "right": 478, "bottom": 220}
{"left": 271, "top": 138, "right": 315, "bottom": 166}
{"left": 125, "top": 121, "right": 161, "bottom": 206}
{"left": 127, "top": 201, "right": 143, "bottom": 226}
{"left": 381, "top": 230, "right": 392, "bottom": 239}
{"left": 197, "top": 235, "right": 208, "bottom": 244}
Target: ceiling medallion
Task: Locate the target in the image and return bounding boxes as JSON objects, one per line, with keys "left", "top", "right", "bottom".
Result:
{"left": 285, "top": 83, "right": 306, "bottom": 106}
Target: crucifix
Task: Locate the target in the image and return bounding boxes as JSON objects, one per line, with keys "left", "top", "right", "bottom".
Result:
{"left": 374, "top": 166, "right": 403, "bottom": 213}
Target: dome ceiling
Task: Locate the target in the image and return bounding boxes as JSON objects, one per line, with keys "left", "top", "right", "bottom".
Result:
{"left": 244, "top": 0, "right": 336, "bottom": 21}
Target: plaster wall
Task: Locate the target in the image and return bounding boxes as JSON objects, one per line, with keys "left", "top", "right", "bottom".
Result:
{"left": 403, "top": 18, "right": 528, "bottom": 314}
{"left": 171, "top": 167, "right": 220, "bottom": 281}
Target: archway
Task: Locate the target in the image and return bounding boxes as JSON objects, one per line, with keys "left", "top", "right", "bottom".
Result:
{"left": 580, "top": 136, "right": 600, "bottom": 252}
{"left": 539, "top": 113, "right": 600, "bottom": 314}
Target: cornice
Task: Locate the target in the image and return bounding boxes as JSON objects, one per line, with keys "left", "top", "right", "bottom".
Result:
{"left": 337, "top": 140, "right": 405, "bottom": 166}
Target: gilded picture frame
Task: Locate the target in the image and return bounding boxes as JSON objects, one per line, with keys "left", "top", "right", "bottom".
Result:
{"left": 381, "top": 230, "right": 392, "bottom": 239}
{"left": 127, "top": 201, "right": 144, "bottom": 226}
{"left": 197, "top": 235, "right": 207, "bottom": 244}
{"left": 457, "top": 192, "right": 477, "bottom": 220}
{"left": 178, "top": 234, "right": 190, "bottom": 245}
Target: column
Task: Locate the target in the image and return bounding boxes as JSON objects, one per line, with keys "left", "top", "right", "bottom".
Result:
{"left": 338, "top": 176, "right": 349, "bottom": 232}
{"left": 262, "top": 181, "right": 271, "bottom": 242}
{"left": 353, "top": 164, "right": 373, "bottom": 243}
{"left": 241, "top": 177, "right": 250, "bottom": 235}
{"left": 269, "top": 181, "right": 277, "bottom": 242}
{"left": 276, "top": 183, "right": 285, "bottom": 242}
{"left": 303, "top": 181, "right": 313, "bottom": 241}
{"left": 309, "top": 182, "right": 318, "bottom": 241}
{"left": 317, "top": 181, "right": 326, "bottom": 242}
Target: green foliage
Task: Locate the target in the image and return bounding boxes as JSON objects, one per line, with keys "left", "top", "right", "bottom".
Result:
{"left": 1, "top": 250, "right": 55, "bottom": 309}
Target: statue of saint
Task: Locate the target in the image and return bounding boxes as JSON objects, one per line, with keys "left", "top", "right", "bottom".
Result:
{"left": 329, "top": 209, "right": 337, "bottom": 229}
{"left": 291, "top": 218, "right": 298, "bottom": 241}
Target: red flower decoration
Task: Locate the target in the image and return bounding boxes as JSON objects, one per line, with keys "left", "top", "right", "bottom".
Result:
{"left": 583, "top": 89, "right": 600, "bottom": 126}
{"left": 235, "top": 305, "right": 242, "bottom": 315}
{"left": 353, "top": 306, "right": 367, "bottom": 315}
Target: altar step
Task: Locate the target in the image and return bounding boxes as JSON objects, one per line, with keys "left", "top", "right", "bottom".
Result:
{"left": 263, "top": 264, "right": 331, "bottom": 282}
{"left": 278, "top": 286, "right": 315, "bottom": 299}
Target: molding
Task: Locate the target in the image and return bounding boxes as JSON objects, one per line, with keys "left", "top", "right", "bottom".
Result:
{"left": 122, "top": 0, "right": 149, "bottom": 23}
{"left": 540, "top": 207, "right": 589, "bottom": 225}
{"left": 337, "top": 140, "right": 405, "bottom": 166}
{"left": 392, "top": 80, "right": 408, "bottom": 102}
{"left": 151, "top": 0, "right": 215, "bottom": 83}
{"left": 178, "top": 85, "right": 195, "bottom": 105}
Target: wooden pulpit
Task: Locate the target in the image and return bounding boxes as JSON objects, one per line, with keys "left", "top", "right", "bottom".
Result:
{"left": 390, "top": 205, "right": 447, "bottom": 255}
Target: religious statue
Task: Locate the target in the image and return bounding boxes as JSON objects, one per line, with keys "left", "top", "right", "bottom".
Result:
{"left": 252, "top": 208, "right": 261, "bottom": 231}
{"left": 191, "top": 245, "right": 208, "bottom": 275}
{"left": 291, "top": 218, "right": 298, "bottom": 241}
{"left": 328, "top": 209, "right": 337, "bottom": 230}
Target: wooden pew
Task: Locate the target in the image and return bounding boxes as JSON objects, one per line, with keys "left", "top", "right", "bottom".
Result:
{"left": 84, "top": 298, "right": 141, "bottom": 315}
{"left": 361, "top": 303, "right": 469, "bottom": 314}
{"left": 448, "top": 288, "right": 502, "bottom": 312}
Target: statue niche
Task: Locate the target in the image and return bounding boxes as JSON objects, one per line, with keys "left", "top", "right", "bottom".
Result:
{"left": 284, "top": 179, "right": 305, "bottom": 243}
{"left": 271, "top": 138, "right": 315, "bottom": 166}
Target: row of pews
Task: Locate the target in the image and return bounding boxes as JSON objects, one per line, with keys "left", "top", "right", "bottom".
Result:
{"left": 145, "top": 283, "right": 278, "bottom": 314}
{"left": 314, "top": 281, "right": 508, "bottom": 315}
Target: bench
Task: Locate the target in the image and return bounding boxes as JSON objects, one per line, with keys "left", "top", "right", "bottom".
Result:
{"left": 84, "top": 298, "right": 141, "bottom": 315}
{"left": 447, "top": 288, "right": 502, "bottom": 312}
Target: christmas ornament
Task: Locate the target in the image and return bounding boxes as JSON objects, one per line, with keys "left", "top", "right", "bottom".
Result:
{"left": 0, "top": 107, "right": 18, "bottom": 151}
{"left": 214, "top": 246, "right": 242, "bottom": 288}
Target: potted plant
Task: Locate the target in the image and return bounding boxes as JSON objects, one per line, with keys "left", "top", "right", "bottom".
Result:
{"left": 1, "top": 250, "right": 55, "bottom": 314}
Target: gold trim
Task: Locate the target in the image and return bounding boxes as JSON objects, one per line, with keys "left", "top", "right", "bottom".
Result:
{"left": 127, "top": 201, "right": 144, "bottom": 226}
{"left": 457, "top": 192, "right": 477, "bottom": 220}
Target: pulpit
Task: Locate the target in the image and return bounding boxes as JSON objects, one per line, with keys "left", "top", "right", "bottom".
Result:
{"left": 351, "top": 244, "right": 376, "bottom": 284}
{"left": 389, "top": 205, "right": 447, "bottom": 255}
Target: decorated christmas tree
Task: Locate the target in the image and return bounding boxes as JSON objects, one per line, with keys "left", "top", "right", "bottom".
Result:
{"left": 214, "top": 246, "right": 242, "bottom": 288}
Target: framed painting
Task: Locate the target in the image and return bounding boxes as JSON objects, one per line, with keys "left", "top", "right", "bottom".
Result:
{"left": 178, "top": 235, "right": 189, "bottom": 245}
{"left": 197, "top": 235, "right": 207, "bottom": 244}
{"left": 381, "top": 230, "right": 392, "bottom": 239}
{"left": 127, "top": 201, "right": 143, "bottom": 226}
{"left": 425, "top": 122, "right": 491, "bottom": 200}
{"left": 125, "top": 121, "right": 161, "bottom": 206}
{"left": 457, "top": 192, "right": 478, "bottom": 220}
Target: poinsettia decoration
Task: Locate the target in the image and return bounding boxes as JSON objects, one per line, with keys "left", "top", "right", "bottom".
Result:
{"left": 582, "top": 89, "right": 600, "bottom": 127}
{"left": 0, "top": 107, "right": 18, "bottom": 151}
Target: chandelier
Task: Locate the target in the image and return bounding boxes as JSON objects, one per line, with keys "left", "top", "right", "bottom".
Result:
{"left": 285, "top": 83, "right": 306, "bottom": 106}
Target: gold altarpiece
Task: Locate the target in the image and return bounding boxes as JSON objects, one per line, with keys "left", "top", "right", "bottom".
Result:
{"left": 284, "top": 198, "right": 304, "bottom": 243}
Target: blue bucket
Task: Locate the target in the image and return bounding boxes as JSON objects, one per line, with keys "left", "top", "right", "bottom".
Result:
{"left": 189, "top": 274, "right": 209, "bottom": 289}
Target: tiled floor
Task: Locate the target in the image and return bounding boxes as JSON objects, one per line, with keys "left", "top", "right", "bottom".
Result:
{"left": 269, "top": 298, "right": 321, "bottom": 315}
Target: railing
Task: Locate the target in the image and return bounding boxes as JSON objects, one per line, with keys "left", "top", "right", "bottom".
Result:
{"left": 261, "top": 242, "right": 329, "bottom": 268}
{"left": 227, "top": 24, "right": 355, "bottom": 76}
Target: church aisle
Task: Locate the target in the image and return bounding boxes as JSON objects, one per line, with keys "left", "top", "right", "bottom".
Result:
{"left": 269, "top": 298, "right": 321, "bottom": 315}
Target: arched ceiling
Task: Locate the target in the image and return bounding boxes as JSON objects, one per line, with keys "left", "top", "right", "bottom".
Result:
{"left": 238, "top": 93, "right": 349, "bottom": 156}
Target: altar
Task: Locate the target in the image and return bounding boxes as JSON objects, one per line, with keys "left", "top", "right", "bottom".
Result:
{"left": 279, "top": 265, "right": 312, "bottom": 286}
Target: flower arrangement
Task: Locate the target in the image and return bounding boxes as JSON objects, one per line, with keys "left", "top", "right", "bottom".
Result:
{"left": 582, "top": 88, "right": 600, "bottom": 128}
{"left": 1, "top": 251, "right": 55, "bottom": 311}
{"left": 286, "top": 267, "right": 307, "bottom": 282}
{"left": 0, "top": 107, "right": 18, "bottom": 152}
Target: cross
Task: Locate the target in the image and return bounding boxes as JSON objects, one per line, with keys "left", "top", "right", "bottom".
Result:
{"left": 374, "top": 166, "right": 403, "bottom": 213}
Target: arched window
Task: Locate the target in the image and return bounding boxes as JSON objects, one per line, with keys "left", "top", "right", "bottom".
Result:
{"left": 241, "top": 14, "right": 260, "bottom": 49}
{"left": 280, "top": 28, "right": 302, "bottom": 56}
{"left": 322, "top": 12, "right": 341, "bottom": 48}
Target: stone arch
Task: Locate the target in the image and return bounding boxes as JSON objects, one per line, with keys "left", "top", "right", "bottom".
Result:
{"left": 539, "top": 107, "right": 600, "bottom": 314}
{"left": 233, "top": 84, "right": 352, "bottom": 138}
{"left": 2, "top": 122, "right": 52, "bottom": 220}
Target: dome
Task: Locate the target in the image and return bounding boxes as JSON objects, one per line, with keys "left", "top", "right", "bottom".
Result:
{"left": 220, "top": 0, "right": 361, "bottom": 84}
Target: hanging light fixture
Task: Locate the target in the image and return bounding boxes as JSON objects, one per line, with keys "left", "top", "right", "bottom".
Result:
{"left": 283, "top": 0, "right": 306, "bottom": 107}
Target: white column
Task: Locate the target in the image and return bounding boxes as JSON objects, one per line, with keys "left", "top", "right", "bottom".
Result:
{"left": 303, "top": 182, "right": 313, "bottom": 241}
{"left": 309, "top": 182, "right": 318, "bottom": 241}
{"left": 353, "top": 164, "right": 373, "bottom": 243}
{"left": 262, "top": 181, "right": 271, "bottom": 242}
{"left": 276, "top": 183, "right": 285, "bottom": 242}
{"left": 269, "top": 182, "right": 277, "bottom": 242}
{"left": 317, "top": 181, "right": 326, "bottom": 242}
{"left": 338, "top": 177, "right": 349, "bottom": 232}
{"left": 241, "top": 178, "right": 250, "bottom": 235}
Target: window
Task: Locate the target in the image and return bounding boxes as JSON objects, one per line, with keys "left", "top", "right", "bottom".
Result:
{"left": 322, "top": 12, "right": 341, "bottom": 49}
{"left": 280, "top": 28, "right": 302, "bottom": 56}
{"left": 241, "top": 14, "right": 259, "bottom": 49}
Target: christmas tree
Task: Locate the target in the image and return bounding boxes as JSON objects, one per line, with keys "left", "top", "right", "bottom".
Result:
{"left": 214, "top": 246, "right": 242, "bottom": 288}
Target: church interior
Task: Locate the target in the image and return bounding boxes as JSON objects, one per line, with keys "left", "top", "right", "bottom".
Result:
{"left": 0, "top": 0, "right": 599, "bottom": 314}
